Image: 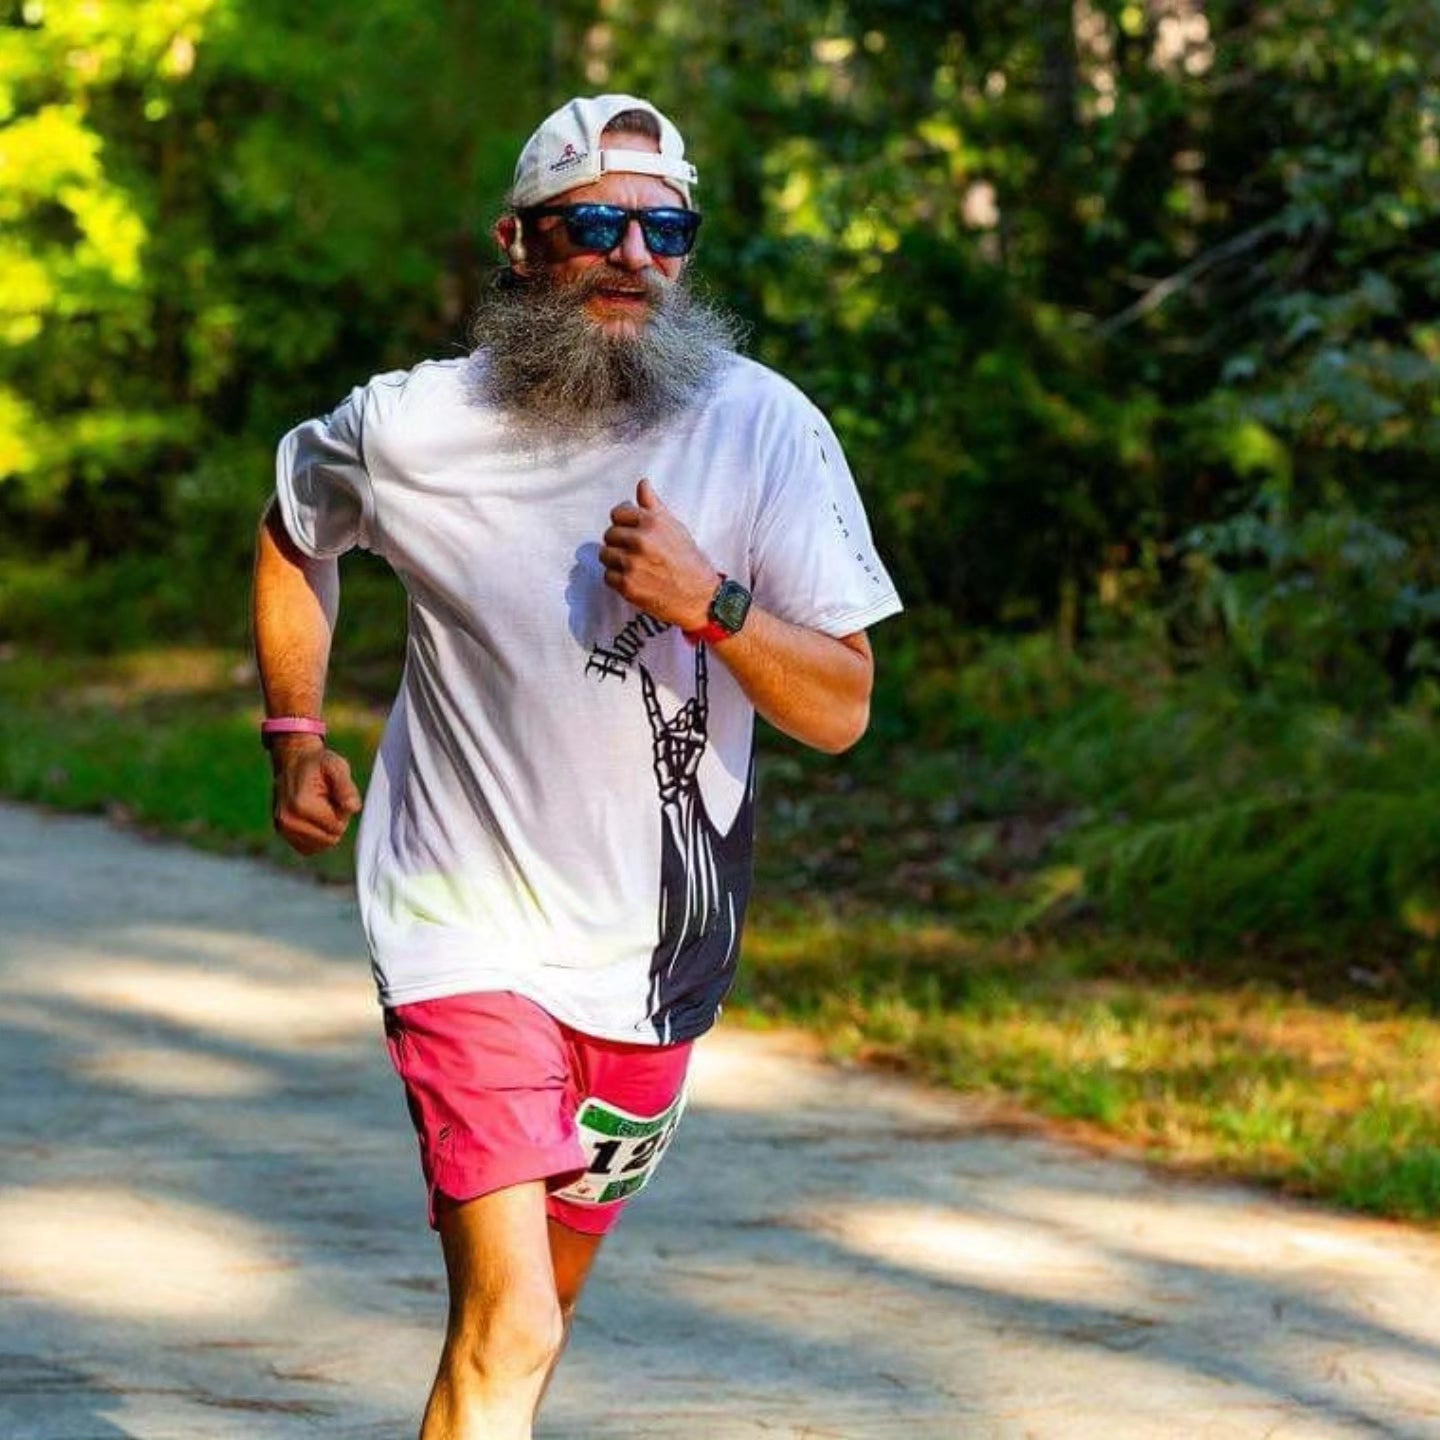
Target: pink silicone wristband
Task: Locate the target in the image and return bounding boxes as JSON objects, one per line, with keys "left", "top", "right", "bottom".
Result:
{"left": 260, "top": 716, "right": 327, "bottom": 747}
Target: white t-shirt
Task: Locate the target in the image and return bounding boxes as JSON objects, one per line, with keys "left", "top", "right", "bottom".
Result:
{"left": 274, "top": 353, "right": 901, "bottom": 1043}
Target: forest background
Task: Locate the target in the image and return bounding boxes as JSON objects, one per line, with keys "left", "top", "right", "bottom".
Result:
{"left": 5, "top": 0, "right": 1440, "bottom": 1219}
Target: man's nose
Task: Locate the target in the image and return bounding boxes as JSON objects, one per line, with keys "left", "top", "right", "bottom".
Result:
{"left": 609, "top": 217, "right": 652, "bottom": 270}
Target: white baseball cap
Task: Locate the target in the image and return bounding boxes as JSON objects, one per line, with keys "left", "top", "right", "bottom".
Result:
{"left": 510, "top": 94, "right": 698, "bottom": 210}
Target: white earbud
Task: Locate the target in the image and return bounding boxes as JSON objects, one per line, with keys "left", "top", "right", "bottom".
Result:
{"left": 508, "top": 231, "right": 527, "bottom": 265}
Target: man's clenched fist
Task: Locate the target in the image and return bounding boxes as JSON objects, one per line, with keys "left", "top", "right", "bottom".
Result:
{"left": 270, "top": 737, "right": 362, "bottom": 855}
{"left": 599, "top": 477, "right": 719, "bottom": 631}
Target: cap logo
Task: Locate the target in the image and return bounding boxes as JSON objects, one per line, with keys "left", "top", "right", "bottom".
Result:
{"left": 549, "top": 142, "right": 587, "bottom": 174}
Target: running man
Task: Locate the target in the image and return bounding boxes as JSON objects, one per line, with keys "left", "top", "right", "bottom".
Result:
{"left": 252, "top": 94, "right": 902, "bottom": 1440}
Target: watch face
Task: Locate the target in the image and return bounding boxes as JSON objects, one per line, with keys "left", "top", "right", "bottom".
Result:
{"left": 710, "top": 579, "right": 752, "bottom": 634}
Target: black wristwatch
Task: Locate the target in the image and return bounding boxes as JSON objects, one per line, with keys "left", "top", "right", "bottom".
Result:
{"left": 684, "top": 575, "right": 752, "bottom": 645}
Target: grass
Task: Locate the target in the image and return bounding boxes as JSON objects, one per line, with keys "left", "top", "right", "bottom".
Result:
{"left": 731, "top": 907, "right": 1440, "bottom": 1220}
{"left": 7, "top": 640, "right": 1440, "bottom": 1223}
{"left": 0, "top": 648, "right": 377, "bottom": 884}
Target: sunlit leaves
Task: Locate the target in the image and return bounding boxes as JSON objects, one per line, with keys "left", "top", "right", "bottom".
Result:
{"left": 0, "top": 0, "right": 551, "bottom": 521}
{"left": 0, "top": 242, "right": 54, "bottom": 341}
{"left": 0, "top": 106, "right": 101, "bottom": 213}
{"left": 0, "top": 387, "right": 37, "bottom": 479}
{"left": 2, "top": 0, "right": 225, "bottom": 92}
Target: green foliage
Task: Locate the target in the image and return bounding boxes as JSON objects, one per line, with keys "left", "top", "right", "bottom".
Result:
{"left": 853, "top": 624, "right": 1440, "bottom": 969}
{"left": 6, "top": 0, "right": 1438, "bottom": 655}
{"left": 587, "top": 0, "right": 1440, "bottom": 635}
{"left": 1084, "top": 780, "right": 1440, "bottom": 957}
{"left": 0, "top": 0, "right": 551, "bottom": 573}
{"left": 1177, "top": 489, "right": 1440, "bottom": 709}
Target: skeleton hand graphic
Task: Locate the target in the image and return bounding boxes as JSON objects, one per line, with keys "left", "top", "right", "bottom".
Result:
{"left": 639, "top": 648, "right": 709, "bottom": 809}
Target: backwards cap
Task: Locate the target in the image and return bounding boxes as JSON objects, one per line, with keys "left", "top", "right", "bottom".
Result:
{"left": 510, "top": 94, "right": 697, "bottom": 210}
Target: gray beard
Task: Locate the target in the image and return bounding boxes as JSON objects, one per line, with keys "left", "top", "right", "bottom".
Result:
{"left": 468, "top": 266, "right": 746, "bottom": 441}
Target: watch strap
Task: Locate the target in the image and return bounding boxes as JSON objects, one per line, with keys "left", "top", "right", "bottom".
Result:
{"left": 683, "top": 619, "right": 734, "bottom": 646}
{"left": 683, "top": 574, "right": 748, "bottom": 646}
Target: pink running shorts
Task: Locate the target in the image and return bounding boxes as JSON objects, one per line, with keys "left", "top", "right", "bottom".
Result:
{"left": 383, "top": 990, "right": 693, "bottom": 1236}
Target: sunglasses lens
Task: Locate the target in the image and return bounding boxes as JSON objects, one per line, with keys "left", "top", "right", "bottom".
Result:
{"left": 564, "top": 206, "right": 627, "bottom": 251}
{"left": 639, "top": 209, "right": 699, "bottom": 256}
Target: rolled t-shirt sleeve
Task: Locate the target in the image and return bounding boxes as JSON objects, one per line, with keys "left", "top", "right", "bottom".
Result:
{"left": 274, "top": 384, "right": 375, "bottom": 558}
{"left": 750, "top": 401, "right": 903, "bottom": 636}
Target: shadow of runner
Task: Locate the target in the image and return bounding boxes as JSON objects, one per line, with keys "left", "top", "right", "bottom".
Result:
{"left": 0, "top": 1356, "right": 134, "bottom": 1440}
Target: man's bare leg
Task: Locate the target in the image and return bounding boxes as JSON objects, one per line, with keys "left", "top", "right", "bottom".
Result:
{"left": 539, "top": 1217, "right": 606, "bottom": 1403}
{"left": 420, "top": 1182, "right": 565, "bottom": 1440}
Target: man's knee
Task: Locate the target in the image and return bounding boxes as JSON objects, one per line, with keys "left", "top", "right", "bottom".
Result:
{"left": 445, "top": 1282, "right": 566, "bottom": 1386}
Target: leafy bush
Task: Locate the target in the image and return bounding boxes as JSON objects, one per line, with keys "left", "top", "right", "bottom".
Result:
{"left": 1177, "top": 486, "right": 1440, "bottom": 711}
{"left": 871, "top": 624, "right": 1440, "bottom": 967}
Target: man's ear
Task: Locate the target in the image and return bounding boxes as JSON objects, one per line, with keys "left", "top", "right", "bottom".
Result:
{"left": 493, "top": 215, "right": 528, "bottom": 273}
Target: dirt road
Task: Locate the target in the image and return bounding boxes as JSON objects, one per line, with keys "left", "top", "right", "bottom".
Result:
{"left": 3, "top": 801, "right": 1440, "bottom": 1438}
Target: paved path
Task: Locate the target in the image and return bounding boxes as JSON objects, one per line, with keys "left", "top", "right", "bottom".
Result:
{"left": 3, "top": 802, "right": 1440, "bottom": 1438}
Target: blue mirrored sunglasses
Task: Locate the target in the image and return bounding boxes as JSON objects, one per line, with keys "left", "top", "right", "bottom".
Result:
{"left": 522, "top": 203, "right": 702, "bottom": 258}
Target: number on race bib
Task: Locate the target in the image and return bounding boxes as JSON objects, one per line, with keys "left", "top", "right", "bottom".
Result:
{"left": 553, "top": 1090, "right": 687, "bottom": 1206}
{"left": 589, "top": 1138, "right": 623, "bottom": 1176}
{"left": 623, "top": 1131, "right": 664, "bottom": 1173}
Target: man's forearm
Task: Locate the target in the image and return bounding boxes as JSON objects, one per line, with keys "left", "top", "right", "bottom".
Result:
{"left": 595, "top": 480, "right": 875, "bottom": 754}
{"left": 252, "top": 500, "right": 339, "bottom": 724}
{"left": 709, "top": 607, "right": 872, "bottom": 754}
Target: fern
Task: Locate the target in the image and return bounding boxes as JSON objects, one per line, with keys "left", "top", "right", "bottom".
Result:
{"left": 1082, "top": 783, "right": 1440, "bottom": 948}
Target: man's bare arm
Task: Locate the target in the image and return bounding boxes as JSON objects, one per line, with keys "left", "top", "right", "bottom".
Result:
{"left": 696, "top": 610, "right": 870, "bottom": 754}
{"left": 252, "top": 500, "right": 362, "bottom": 853}
{"left": 599, "top": 480, "right": 874, "bottom": 754}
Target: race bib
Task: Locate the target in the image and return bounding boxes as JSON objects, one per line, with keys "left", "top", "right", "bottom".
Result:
{"left": 553, "top": 1088, "right": 687, "bottom": 1206}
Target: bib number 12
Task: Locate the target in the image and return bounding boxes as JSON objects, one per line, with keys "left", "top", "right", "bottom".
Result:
{"left": 554, "top": 1089, "right": 687, "bottom": 1207}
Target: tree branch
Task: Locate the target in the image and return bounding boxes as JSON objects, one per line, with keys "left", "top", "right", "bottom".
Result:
{"left": 1097, "top": 218, "right": 1284, "bottom": 338}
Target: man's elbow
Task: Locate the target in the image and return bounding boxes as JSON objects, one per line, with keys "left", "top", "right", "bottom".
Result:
{"left": 815, "top": 699, "right": 870, "bottom": 755}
